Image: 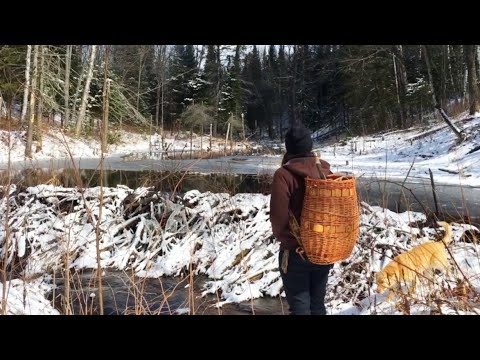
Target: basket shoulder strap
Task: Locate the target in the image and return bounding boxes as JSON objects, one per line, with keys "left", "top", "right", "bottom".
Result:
{"left": 316, "top": 164, "right": 327, "bottom": 179}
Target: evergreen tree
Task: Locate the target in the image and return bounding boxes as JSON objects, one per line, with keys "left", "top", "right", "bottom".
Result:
{"left": 0, "top": 46, "right": 26, "bottom": 118}
{"left": 167, "top": 45, "right": 199, "bottom": 125}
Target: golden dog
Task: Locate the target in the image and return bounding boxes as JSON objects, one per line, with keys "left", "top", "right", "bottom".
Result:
{"left": 376, "top": 221, "right": 452, "bottom": 301}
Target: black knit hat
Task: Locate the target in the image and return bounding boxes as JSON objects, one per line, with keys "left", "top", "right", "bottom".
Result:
{"left": 285, "top": 124, "right": 313, "bottom": 155}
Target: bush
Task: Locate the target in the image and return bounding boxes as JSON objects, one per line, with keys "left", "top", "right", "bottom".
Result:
{"left": 107, "top": 132, "right": 121, "bottom": 145}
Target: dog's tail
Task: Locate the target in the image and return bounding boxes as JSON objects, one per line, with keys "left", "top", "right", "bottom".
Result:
{"left": 437, "top": 221, "right": 453, "bottom": 245}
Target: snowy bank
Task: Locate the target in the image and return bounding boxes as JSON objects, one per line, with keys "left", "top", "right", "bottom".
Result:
{"left": 0, "top": 128, "right": 259, "bottom": 164}
{"left": 314, "top": 115, "right": 480, "bottom": 187}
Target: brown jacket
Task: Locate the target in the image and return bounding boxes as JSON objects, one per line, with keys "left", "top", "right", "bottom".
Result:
{"left": 269, "top": 153, "right": 332, "bottom": 250}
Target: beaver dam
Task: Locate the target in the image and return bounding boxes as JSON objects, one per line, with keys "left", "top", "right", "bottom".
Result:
{"left": 1, "top": 183, "right": 480, "bottom": 315}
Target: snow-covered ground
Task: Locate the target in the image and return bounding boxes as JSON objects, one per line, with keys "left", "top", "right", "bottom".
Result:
{"left": 1, "top": 185, "right": 479, "bottom": 315}
{"left": 0, "top": 128, "right": 256, "bottom": 163}
{"left": 314, "top": 113, "right": 480, "bottom": 187}
{"left": 0, "top": 276, "right": 59, "bottom": 315}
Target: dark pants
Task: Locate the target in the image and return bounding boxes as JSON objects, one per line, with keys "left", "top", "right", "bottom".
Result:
{"left": 279, "top": 249, "right": 333, "bottom": 315}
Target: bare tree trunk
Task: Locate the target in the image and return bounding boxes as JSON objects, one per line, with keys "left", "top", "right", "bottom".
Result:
{"left": 155, "top": 45, "right": 167, "bottom": 130}
{"left": 290, "top": 46, "right": 298, "bottom": 126}
{"left": 299, "top": 45, "right": 306, "bottom": 125}
{"left": 200, "top": 123, "right": 203, "bottom": 154}
{"left": 213, "top": 45, "right": 221, "bottom": 137}
{"left": 455, "top": 46, "right": 466, "bottom": 105}
{"left": 35, "top": 45, "right": 45, "bottom": 152}
{"left": 63, "top": 45, "right": 72, "bottom": 127}
{"left": 476, "top": 45, "right": 480, "bottom": 81}
{"left": 225, "top": 122, "right": 230, "bottom": 152}
{"left": 230, "top": 121, "right": 233, "bottom": 150}
{"left": 75, "top": 45, "right": 97, "bottom": 136}
{"left": 392, "top": 45, "right": 408, "bottom": 127}
{"left": 465, "top": 45, "right": 479, "bottom": 115}
{"left": 190, "top": 126, "right": 193, "bottom": 159}
{"left": 241, "top": 112, "right": 245, "bottom": 140}
{"left": 195, "top": 45, "right": 205, "bottom": 68}
{"left": 155, "top": 80, "right": 160, "bottom": 128}
{"left": 423, "top": 45, "right": 440, "bottom": 107}
{"left": 423, "top": 45, "right": 465, "bottom": 141}
{"left": 463, "top": 52, "right": 468, "bottom": 106}
{"left": 7, "top": 100, "right": 13, "bottom": 121}
{"left": 101, "top": 46, "right": 110, "bottom": 154}
{"left": 25, "top": 45, "right": 39, "bottom": 158}
{"left": 21, "top": 45, "right": 32, "bottom": 123}
{"left": 398, "top": 45, "right": 408, "bottom": 94}
{"left": 136, "top": 46, "right": 145, "bottom": 113}
{"left": 161, "top": 75, "right": 165, "bottom": 148}
{"left": 440, "top": 45, "right": 447, "bottom": 109}
{"left": 71, "top": 46, "right": 87, "bottom": 126}
{"left": 392, "top": 53, "right": 403, "bottom": 128}
{"left": 447, "top": 45, "right": 457, "bottom": 97}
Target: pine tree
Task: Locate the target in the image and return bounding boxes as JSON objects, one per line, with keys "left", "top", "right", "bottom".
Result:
{"left": 0, "top": 46, "right": 26, "bottom": 120}
{"left": 219, "top": 47, "right": 248, "bottom": 136}
{"left": 261, "top": 46, "right": 275, "bottom": 138}
{"left": 276, "top": 45, "right": 289, "bottom": 138}
{"left": 199, "top": 45, "right": 219, "bottom": 106}
{"left": 167, "top": 45, "right": 199, "bottom": 126}
{"left": 243, "top": 45, "right": 265, "bottom": 135}
{"left": 231, "top": 45, "right": 245, "bottom": 117}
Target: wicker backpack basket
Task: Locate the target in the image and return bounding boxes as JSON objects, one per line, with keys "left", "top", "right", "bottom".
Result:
{"left": 291, "top": 173, "right": 360, "bottom": 265}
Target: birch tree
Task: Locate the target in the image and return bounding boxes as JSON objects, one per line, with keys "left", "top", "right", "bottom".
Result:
{"left": 101, "top": 46, "right": 110, "bottom": 153}
{"left": 25, "top": 45, "right": 38, "bottom": 158}
{"left": 465, "top": 45, "right": 479, "bottom": 115}
{"left": 35, "top": 45, "right": 45, "bottom": 152}
{"left": 71, "top": 46, "right": 87, "bottom": 126}
{"left": 20, "top": 45, "right": 31, "bottom": 123}
{"left": 63, "top": 45, "right": 72, "bottom": 127}
{"left": 75, "top": 45, "right": 97, "bottom": 136}
{"left": 154, "top": 45, "right": 168, "bottom": 144}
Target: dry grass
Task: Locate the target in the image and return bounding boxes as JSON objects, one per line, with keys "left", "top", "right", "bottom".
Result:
{"left": 0, "top": 117, "right": 21, "bottom": 131}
